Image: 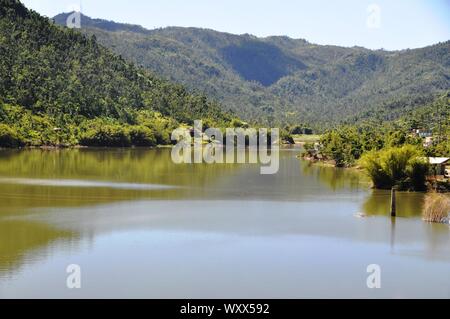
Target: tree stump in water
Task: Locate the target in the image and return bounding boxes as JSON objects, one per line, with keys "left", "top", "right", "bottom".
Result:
{"left": 390, "top": 187, "right": 397, "bottom": 217}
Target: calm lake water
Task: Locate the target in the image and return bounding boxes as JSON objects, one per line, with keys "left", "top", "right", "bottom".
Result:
{"left": 0, "top": 148, "right": 449, "bottom": 298}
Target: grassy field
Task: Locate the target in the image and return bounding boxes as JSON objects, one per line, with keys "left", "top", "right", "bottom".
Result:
{"left": 292, "top": 134, "right": 321, "bottom": 143}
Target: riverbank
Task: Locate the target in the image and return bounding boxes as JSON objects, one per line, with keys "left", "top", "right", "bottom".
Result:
{"left": 297, "top": 154, "right": 336, "bottom": 167}
{"left": 0, "top": 134, "right": 298, "bottom": 150}
{"left": 0, "top": 144, "right": 164, "bottom": 150}
{"left": 299, "top": 152, "right": 450, "bottom": 193}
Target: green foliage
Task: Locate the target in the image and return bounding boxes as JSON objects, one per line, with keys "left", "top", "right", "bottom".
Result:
{"left": 429, "top": 139, "right": 450, "bottom": 157}
{"left": 314, "top": 93, "right": 447, "bottom": 192}
{"left": 302, "top": 142, "right": 316, "bottom": 158}
{"left": 359, "top": 145, "right": 428, "bottom": 191}
{"left": 0, "top": 104, "right": 74, "bottom": 146}
{"left": 0, "top": 102, "right": 181, "bottom": 147}
{"left": 0, "top": 0, "right": 236, "bottom": 148}
{"left": 52, "top": 12, "right": 450, "bottom": 128}
{"left": 405, "top": 92, "right": 450, "bottom": 157}
{"left": 230, "top": 119, "right": 249, "bottom": 128}
{"left": 80, "top": 120, "right": 131, "bottom": 147}
{"left": 2, "top": 1, "right": 447, "bottom": 149}
{"left": 220, "top": 39, "right": 306, "bottom": 86}
{"left": 0, "top": 123, "right": 24, "bottom": 147}
{"left": 280, "top": 129, "right": 295, "bottom": 144}
{"left": 135, "top": 110, "right": 178, "bottom": 145}
{"left": 317, "top": 92, "right": 450, "bottom": 168}
{"left": 289, "top": 125, "right": 303, "bottom": 135}
{"left": 128, "top": 126, "right": 157, "bottom": 147}
{"left": 407, "top": 159, "right": 430, "bottom": 192}
{"left": 288, "top": 125, "right": 313, "bottom": 135}
{"left": 319, "top": 127, "right": 364, "bottom": 167}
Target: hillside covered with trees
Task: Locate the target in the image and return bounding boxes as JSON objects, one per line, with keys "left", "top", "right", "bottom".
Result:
{"left": 0, "top": 0, "right": 237, "bottom": 147}
{"left": 304, "top": 93, "right": 449, "bottom": 166}
{"left": 53, "top": 13, "right": 450, "bottom": 129}
{"left": 302, "top": 93, "right": 449, "bottom": 190}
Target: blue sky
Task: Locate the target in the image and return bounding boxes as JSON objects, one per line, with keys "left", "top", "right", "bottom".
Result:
{"left": 22, "top": 0, "right": 450, "bottom": 50}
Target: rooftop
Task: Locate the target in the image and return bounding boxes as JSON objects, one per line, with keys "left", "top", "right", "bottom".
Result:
{"left": 428, "top": 157, "right": 450, "bottom": 165}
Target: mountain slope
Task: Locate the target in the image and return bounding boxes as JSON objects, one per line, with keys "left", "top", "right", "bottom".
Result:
{"left": 0, "top": 1, "right": 234, "bottom": 147}
{"left": 53, "top": 12, "right": 450, "bottom": 128}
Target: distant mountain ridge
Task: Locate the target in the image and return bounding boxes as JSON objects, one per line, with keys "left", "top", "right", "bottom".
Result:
{"left": 53, "top": 12, "right": 450, "bottom": 128}
{"left": 53, "top": 12, "right": 149, "bottom": 34}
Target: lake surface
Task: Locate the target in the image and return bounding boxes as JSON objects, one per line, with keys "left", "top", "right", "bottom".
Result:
{"left": 0, "top": 148, "right": 449, "bottom": 298}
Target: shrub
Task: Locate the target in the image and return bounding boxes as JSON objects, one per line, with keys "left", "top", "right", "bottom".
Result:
{"left": 304, "top": 128, "right": 313, "bottom": 135}
{"left": 80, "top": 124, "right": 131, "bottom": 147}
{"left": 290, "top": 125, "right": 303, "bottom": 135}
{"left": 230, "top": 119, "right": 249, "bottom": 128}
{"left": 280, "top": 129, "right": 294, "bottom": 144}
{"left": 359, "top": 145, "right": 428, "bottom": 191}
{"left": 129, "top": 126, "right": 157, "bottom": 147}
{"left": 360, "top": 154, "right": 392, "bottom": 189}
{"left": 137, "top": 112, "right": 178, "bottom": 145}
{"left": 302, "top": 142, "right": 316, "bottom": 158}
{"left": 0, "top": 124, "right": 24, "bottom": 147}
{"left": 406, "top": 158, "right": 429, "bottom": 191}
{"left": 423, "top": 193, "right": 450, "bottom": 223}
{"left": 320, "top": 129, "right": 362, "bottom": 167}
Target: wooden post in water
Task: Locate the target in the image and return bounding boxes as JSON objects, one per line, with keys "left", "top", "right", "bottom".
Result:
{"left": 390, "top": 187, "right": 397, "bottom": 217}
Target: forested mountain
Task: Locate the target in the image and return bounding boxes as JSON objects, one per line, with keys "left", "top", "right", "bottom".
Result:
{"left": 0, "top": 0, "right": 235, "bottom": 147}
{"left": 53, "top": 12, "right": 450, "bottom": 129}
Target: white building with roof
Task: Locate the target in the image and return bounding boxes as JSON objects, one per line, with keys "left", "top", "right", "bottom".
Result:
{"left": 428, "top": 157, "right": 450, "bottom": 175}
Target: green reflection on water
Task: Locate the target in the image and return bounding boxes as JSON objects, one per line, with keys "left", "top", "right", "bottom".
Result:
{"left": 0, "top": 148, "right": 442, "bottom": 279}
{"left": 0, "top": 220, "right": 77, "bottom": 274}
{"left": 0, "top": 148, "right": 250, "bottom": 216}
{"left": 362, "top": 190, "right": 426, "bottom": 217}
{"left": 300, "top": 160, "right": 370, "bottom": 191}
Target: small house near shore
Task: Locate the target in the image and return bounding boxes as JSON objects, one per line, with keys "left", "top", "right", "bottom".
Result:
{"left": 427, "top": 157, "right": 450, "bottom": 176}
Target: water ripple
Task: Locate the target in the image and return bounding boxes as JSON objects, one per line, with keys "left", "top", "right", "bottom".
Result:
{"left": 0, "top": 177, "right": 177, "bottom": 190}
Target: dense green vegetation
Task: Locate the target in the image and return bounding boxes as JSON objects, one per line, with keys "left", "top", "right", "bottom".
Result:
{"left": 1, "top": 1, "right": 448, "bottom": 152}
{"left": 0, "top": 123, "right": 23, "bottom": 147}
{"left": 54, "top": 13, "right": 450, "bottom": 128}
{"left": 359, "top": 145, "right": 429, "bottom": 191}
{"left": 0, "top": 103, "right": 180, "bottom": 147}
{"left": 306, "top": 93, "right": 449, "bottom": 190}
{"left": 0, "top": 0, "right": 238, "bottom": 147}
{"left": 314, "top": 93, "right": 450, "bottom": 167}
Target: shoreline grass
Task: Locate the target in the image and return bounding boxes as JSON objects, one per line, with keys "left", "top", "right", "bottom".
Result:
{"left": 422, "top": 193, "right": 450, "bottom": 223}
